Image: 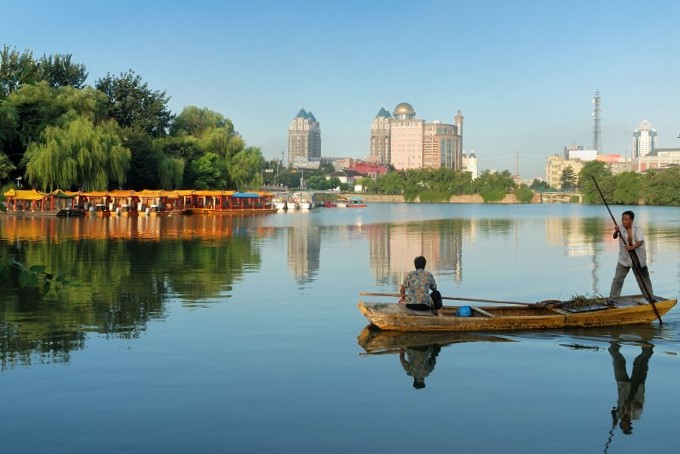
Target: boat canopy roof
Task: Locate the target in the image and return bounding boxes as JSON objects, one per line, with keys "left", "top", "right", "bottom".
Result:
{"left": 233, "top": 192, "right": 262, "bottom": 198}
{"left": 3, "top": 188, "right": 46, "bottom": 200}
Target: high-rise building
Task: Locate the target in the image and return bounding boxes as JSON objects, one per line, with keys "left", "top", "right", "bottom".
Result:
{"left": 370, "top": 102, "right": 463, "bottom": 171}
{"left": 288, "top": 109, "right": 321, "bottom": 164}
{"left": 390, "top": 102, "right": 424, "bottom": 170}
{"left": 369, "top": 108, "right": 391, "bottom": 164}
{"left": 633, "top": 120, "right": 657, "bottom": 158}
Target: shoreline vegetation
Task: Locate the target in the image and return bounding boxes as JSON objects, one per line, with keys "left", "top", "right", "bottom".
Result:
{"left": 3, "top": 45, "right": 680, "bottom": 211}
{"left": 354, "top": 193, "right": 540, "bottom": 204}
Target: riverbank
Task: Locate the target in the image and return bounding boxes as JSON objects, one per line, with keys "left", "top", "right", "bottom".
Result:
{"left": 351, "top": 193, "right": 543, "bottom": 204}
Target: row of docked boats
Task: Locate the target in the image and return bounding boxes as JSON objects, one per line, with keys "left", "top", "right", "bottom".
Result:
{"left": 3, "top": 188, "right": 369, "bottom": 217}
{"left": 2, "top": 188, "right": 278, "bottom": 217}
{"left": 272, "top": 191, "right": 367, "bottom": 211}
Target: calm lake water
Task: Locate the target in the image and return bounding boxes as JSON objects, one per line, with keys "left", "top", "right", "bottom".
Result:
{"left": 1, "top": 203, "right": 679, "bottom": 453}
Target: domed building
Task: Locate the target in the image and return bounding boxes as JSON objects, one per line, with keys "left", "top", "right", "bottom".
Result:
{"left": 369, "top": 102, "right": 464, "bottom": 170}
{"left": 393, "top": 102, "right": 416, "bottom": 120}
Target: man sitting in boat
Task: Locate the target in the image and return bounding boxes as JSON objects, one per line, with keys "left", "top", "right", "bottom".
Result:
{"left": 399, "top": 256, "right": 443, "bottom": 316}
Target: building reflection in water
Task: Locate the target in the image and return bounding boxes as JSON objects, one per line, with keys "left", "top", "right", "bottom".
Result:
{"left": 367, "top": 219, "right": 468, "bottom": 288}
{"left": 287, "top": 224, "right": 321, "bottom": 285}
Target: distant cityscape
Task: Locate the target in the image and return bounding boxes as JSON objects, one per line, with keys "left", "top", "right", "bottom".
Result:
{"left": 286, "top": 93, "right": 680, "bottom": 189}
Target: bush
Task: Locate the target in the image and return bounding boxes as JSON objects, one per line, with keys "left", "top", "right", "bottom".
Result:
{"left": 513, "top": 186, "right": 534, "bottom": 203}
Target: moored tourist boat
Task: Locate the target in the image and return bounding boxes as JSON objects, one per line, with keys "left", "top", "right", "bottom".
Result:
{"left": 347, "top": 197, "right": 367, "bottom": 208}
{"left": 357, "top": 294, "right": 676, "bottom": 332}
{"left": 182, "top": 190, "right": 277, "bottom": 215}
{"left": 294, "top": 191, "right": 315, "bottom": 210}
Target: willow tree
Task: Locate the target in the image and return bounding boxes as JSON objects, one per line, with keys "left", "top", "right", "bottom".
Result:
{"left": 229, "top": 147, "right": 264, "bottom": 190}
{"left": 24, "top": 116, "right": 131, "bottom": 191}
{"left": 159, "top": 155, "right": 185, "bottom": 189}
{"left": 0, "top": 151, "right": 16, "bottom": 182}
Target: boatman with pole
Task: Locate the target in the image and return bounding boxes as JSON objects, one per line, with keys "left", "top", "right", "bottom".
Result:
{"left": 591, "top": 177, "right": 661, "bottom": 323}
{"left": 609, "top": 210, "right": 654, "bottom": 302}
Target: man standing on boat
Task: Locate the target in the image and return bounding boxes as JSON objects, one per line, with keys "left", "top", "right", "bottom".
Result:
{"left": 609, "top": 211, "right": 653, "bottom": 301}
{"left": 399, "top": 256, "right": 443, "bottom": 315}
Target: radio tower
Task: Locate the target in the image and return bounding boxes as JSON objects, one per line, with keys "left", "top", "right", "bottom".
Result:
{"left": 592, "top": 90, "right": 601, "bottom": 153}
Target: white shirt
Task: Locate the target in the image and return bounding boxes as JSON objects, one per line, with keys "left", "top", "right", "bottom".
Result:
{"left": 616, "top": 224, "right": 646, "bottom": 268}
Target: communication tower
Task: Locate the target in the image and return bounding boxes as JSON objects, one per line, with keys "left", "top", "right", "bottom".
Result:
{"left": 592, "top": 90, "right": 601, "bottom": 153}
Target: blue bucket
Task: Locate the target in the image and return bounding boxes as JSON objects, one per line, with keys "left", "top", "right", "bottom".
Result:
{"left": 457, "top": 306, "right": 472, "bottom": 317}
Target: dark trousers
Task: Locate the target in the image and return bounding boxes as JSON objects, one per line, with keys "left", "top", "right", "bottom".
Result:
{"left": 406, "top": 290, "right": 443, "bottom": 312}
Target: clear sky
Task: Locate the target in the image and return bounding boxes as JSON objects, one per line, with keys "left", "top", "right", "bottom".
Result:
{"left": 2, "top": 0, "right": 679, "bottom": 178}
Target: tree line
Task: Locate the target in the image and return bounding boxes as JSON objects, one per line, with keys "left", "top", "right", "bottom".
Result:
{"left": 0, "top": 45, "right": 264, "bottom": 193}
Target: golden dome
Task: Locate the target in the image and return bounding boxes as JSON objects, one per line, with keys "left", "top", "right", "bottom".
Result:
{"left": 393, "top": 102, "right": 415, "bottom": 117}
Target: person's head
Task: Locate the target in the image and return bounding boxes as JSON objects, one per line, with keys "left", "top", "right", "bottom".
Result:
{"left": 619, "top": 417, "right": 632, "bottom": 435}
{"left": 621, "top": 210, "right": 635, "bottom": 228}
{"left": 413, "top": 378, "right": 426, "bottom": 389}
{"left": 414, "top": 256, "right": 426, "bottom": 270}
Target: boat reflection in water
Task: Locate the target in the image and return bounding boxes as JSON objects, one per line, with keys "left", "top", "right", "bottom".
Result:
{"left": 357, "top": 326, "right": 515, "bottom": 389}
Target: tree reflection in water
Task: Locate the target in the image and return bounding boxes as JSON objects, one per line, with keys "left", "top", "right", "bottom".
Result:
{"left": 0, "top": 216, "right": 264, "bottom": 369}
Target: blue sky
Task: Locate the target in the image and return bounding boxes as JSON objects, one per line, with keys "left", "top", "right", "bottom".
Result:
{"left": 2, "top": 0, "right": 679, "bottom": 178}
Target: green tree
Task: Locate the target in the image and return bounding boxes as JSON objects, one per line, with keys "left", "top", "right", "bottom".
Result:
{"left": 371, "top": 171, "right": 404, "bottom": 194}
{"left": 0, "top": 83, "right": 107, "bottom": 167}
{"left": 158, "top": 155, "right": 185, "bottom": 189}
{"left": 318, "top": 159, "right": 335, "bottom": 175}
{"left": 24, "top": 116, "right": 131, "bottom": 191}
{"left": 0, "top": 45, "right": 38, "bottom": 99}
{"left": 641, "top": 167, "right": 680, "bottom": 205}
{"left": 560, "top": 166, "right": 577, "bottom": 191}
{"left": 123, "top": 129, "right": 160, "bottom": 190}
{"left": 36, "top": 53, "right": 88, "bottom": 89}
{"left": 0, "top": 151, "right": 16, "bottom": 183}
{"left": 513, "top": 184, "right": 534, "bottom": 203}
{"left": 229, "top": 147, "right": 264, "bottom": 190}
{"left": 612, "top": 171, "right": 641, "bottom": 204}
{"left": 529, "top": 179, "right": 552, "bottom": 191}
{"left": 190, "top": 152, "right": 225, "bottom": 189}
{"left": 473, "top": 170, "right": 515, "bottom": 203}
{"left": 96, "top": 70, "right": 173, "bottom": 137}
{"left": 170, "top": 106, "right": 230, "bottom": 137}
{"left": 578, "top": 160, "right": 612, "bottom": 203}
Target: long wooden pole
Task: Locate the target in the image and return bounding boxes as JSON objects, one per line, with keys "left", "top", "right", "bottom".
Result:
{"left": 359, "top": 291, "right": 534, "bottom": 306}
{"left": 591, "top": 177, "right": 661, "bottom": 323}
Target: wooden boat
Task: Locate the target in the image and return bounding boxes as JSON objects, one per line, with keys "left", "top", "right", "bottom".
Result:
{"left": 56, "top": 208, "right": 85, "bottom": 217}
{"left": 357, "top": 295, "right": 677, "bottom": 332}
{"left": 357, "top": 325, "right": 515, "bottom": 354}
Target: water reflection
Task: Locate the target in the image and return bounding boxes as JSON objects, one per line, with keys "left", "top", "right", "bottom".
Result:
{"left": 602, "top": 340, "right": 654, "bottom": 453}
{"left": 287, "top": 224, "right": 320, "bottom": 284}
{"left": 608, "top": 341, "right": 652, "bottom": 435}
{"left": 0, "top": 216, "right": 268, "bottom": 369}
{"left": 366, "top": 219, "right": 467, "bottom": 286}
{"left": 400, "top": 345, "right": 441, "bottom": 389}
{"left": 357, "top": 326, "right": 514, "bottom": 390}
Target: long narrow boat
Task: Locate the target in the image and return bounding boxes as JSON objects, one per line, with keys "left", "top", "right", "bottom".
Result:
{"left": 357, "top": 325, "right": 515, "bottom": 354}
{"left": 358, "top": 295, "right": 676, "bottom": 332}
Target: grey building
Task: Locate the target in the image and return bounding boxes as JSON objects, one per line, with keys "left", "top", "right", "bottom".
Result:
{"left": 288, "top": 109, "right": 321, "bottom": 164}
{"left": 369, "top": 107, "right": 391, "bottom": 165}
